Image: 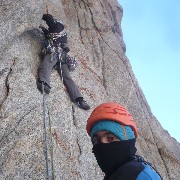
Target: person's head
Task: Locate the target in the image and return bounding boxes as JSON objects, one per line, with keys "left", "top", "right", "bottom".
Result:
{"left": 42, "top": 14, "right": 54, "bottom": 26}
{"left": 86, "top": 102, "right": 138, "bottom": 175}
{"left": 42, "top": 14, "right": 65, "bottom": 29}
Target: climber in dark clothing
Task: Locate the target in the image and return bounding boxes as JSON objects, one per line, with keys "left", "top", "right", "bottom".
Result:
{"left": 86, "top": 102, "right": 162, "bottom": 180}
{"left": 37, "top": 14, "right": 90, "bottom": 110}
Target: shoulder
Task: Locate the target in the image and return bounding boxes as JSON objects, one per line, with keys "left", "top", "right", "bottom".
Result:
{"left": 106, "top": 160, "right": 144, "bottom": 180}
{"left": 136, "top": 163, "right": 161, "bottom": 180}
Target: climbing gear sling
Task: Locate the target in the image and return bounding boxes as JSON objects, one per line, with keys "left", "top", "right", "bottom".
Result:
{"left": 54, "top": 46, "right": 64, "bottom": 83}
{"left": 48, "top": 30, "right": 67, "bottom": 41}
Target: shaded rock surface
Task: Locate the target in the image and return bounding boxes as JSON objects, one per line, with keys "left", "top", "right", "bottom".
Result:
{"left": 0, "top": 0, "right": 180, "bottom": 179}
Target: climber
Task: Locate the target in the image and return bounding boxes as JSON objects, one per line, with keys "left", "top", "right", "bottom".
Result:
{"left": 37, "top": 13, "right": 90, "bottom": 110}
{"left": 86, "top": 102, "right": 162, "bottom": 179}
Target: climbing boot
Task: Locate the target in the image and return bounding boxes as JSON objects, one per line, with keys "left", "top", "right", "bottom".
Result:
{"left": 76, "top": 98, "right": 90, "bottom": 110}
{"left": 37, "top": 79, "right": 51, "bottom": 94}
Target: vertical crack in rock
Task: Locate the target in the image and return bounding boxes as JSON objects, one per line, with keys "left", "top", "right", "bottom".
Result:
{"left": 135, "top": 88, "right": 156, "bottom": 138}
{"left": 0, "top": 59, "right": 16, "bottom": 109}
{"left": 158, "top": 149, "right": 171, "bottom": 179}
{"left": 85, "top": 1, "right": 134, "bottom": 91}
{"left": 79, "top": 0, "right": 100, "bottom": 66}
{"left": 73, "top": 0, "right": 112, "bottom": 91}
{"left": 71, "top": 105, "right": 76, "bottom": 127}
{"left": 86, "top": 2, "right": 126, "bottom": 63}
{"left": 107, "top": 1, "right": 126, "bottom": 52}
{"left": 73, "top": 0, "right": 84, "bottom": 44}
{"left": 106, "top": 0, "right": 122, "bottom": 35}
{"left": 99, "top": 38, "right": 107, "bottom": 90}
{"left": 75, "top": 0, "right": 101, "bottom": 67}
{"left": 71, "top": 105, "right": 82, "bottom": 178}
{"left": 86, "top": 1, "right": 99, "bottom": 32}
{"left": 76, "top": 138, "right": 82, "bottom": 157}
{"left": 134, "top": 83, "right": 174, "bottom": 179}
{"left": 81, "top": 1, "right": 152, "bottom": 124}
{"left": 71, "top": 104, "right": 81, "bottom": 156}
{"left": 80, "top": 0, "right": 88, "bottom": 11}
{"left": 5, "top": 68, "right": 11, "bottom": 98}
{"left": 99, "top": 0, "right": 104, "bottom": 9}
{"left": 135, "top": 89, "right": 168, "bottom": 174}
{"left": 86, "top": 1, "right": 109, "bottom": 90}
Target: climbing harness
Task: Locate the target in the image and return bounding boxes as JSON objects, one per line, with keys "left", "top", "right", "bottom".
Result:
{"left": 42, "top": 82, "right": 55, "bottom": 180}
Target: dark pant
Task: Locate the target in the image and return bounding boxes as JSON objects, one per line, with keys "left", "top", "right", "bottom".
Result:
{"left": 38, "top": 53, "right": 82, "bottom": 101}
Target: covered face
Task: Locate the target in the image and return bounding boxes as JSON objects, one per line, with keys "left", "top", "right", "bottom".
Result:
{"left": 92, "top": 130, "right": 120, "bottom": 145}
{"left": 91, "top": 120, "right": 136, "bottom": 144}
{"left": 86, "top": 102, "right": 138, "bottom": 175}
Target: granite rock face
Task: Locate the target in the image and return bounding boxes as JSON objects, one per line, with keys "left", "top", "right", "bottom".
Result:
{"left": 0, "top": 0, "right": 180, "bottom": 179}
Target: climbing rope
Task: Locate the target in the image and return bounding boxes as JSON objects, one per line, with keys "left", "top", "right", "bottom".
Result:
{"left": 57, "top": 48, "right": 75, "bottom": 177}
{"left": 42, "top": 82, "right": 50, "bottom": 180}
{"left": 47, "top": 106, "right": 55, "bottom": 180}
{"left": 39, "top": 7, "right": 75, "bottom": 175}
{"left": 42, "top": 82, "right": 55, "bottom": 180}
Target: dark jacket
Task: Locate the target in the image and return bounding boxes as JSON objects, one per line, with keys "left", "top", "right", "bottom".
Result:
{"left": 104, "top": 159, "right": 161, "bottom": 180}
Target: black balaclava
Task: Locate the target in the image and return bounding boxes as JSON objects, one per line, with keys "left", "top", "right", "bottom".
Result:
{"left": 92, "top": 139, "right": 136, "bottom": 176}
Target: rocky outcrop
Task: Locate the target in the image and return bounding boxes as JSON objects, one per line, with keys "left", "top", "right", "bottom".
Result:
{"left": 0, "top": 0, "right": 180, "bottom": 179}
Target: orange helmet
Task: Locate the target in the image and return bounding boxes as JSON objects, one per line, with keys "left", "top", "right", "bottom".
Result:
{"left": 86, "top": 102, "right": 138, "bottom": 137}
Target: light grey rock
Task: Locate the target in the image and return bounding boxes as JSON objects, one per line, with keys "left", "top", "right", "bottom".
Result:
{"left": 0, "top": 0, "right": 179, "bottom": 179}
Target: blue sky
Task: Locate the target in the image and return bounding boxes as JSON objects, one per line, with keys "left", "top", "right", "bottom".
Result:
{"left": 119, "top": 0, "right": 180, "bottom": 142}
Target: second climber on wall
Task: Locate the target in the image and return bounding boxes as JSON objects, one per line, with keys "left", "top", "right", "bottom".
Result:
{"left": 37, "top": 13, "right": 90, "bottom": 110}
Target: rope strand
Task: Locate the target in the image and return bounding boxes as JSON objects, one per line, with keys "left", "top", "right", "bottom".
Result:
{"left": 47, "top": 107, "right": 55, "bottom": 180}
{"left": 42, "top": 83, "right": 50, "bottom": 180}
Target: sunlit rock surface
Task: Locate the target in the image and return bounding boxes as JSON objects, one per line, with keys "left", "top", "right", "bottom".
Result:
{"left": 0, "top": 0, "right": 180, "bottom": 179}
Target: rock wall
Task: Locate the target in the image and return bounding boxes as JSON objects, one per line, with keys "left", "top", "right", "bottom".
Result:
{"left": 0, "top": 0, "right": 180, "bottom": 179}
